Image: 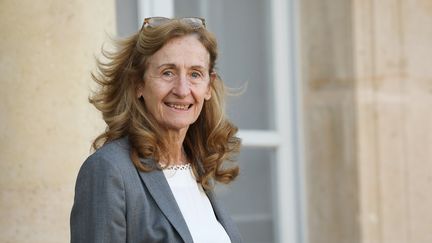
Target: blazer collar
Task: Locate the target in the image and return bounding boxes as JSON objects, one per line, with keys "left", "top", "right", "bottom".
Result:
{"left": 137, "top": 159, "right": 194, "bottom": 243}
{"left": 196, "top": 161, "right": 243, "bottom": 242}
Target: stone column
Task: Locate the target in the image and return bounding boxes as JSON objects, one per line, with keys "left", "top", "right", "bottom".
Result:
{"left": 0, "top": 0, "right": 115, "bottom": 242}
{"left": 300, "top": 0, "right": 360, "bottom": 242}
{"left": 301, "top": 0, "right": 432, "bottom": 243}
{"left": 354, "top": 0, "right": 432, "bottom": 243}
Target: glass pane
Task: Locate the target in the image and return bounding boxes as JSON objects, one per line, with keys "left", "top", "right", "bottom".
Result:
{"left": 216, "top": 148, "right": 275, "bottom": 243}
{"left": 175, "top": 0, "right": 274, "bottom": 130}
{"left": 115, "top": 0, "right": 139, "bottom": 37}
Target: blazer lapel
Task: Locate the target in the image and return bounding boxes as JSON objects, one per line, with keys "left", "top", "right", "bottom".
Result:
{"left": 196, "top": 160, "right": 243, "bottom": 242}
{"left": 206, "top": 190, "right": 243, "bottom": 243}
{"left": 137, "top": 160, "right": 194, "bottom": 243}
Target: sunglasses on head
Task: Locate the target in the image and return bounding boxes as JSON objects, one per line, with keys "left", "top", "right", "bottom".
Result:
{"left": 142, "top": 17, "right": 206, "bottom": 30}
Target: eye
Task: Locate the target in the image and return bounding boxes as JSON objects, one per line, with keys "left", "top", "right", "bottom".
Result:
{"left": 161, "top": 70, "right": 176, "bottom": 80}
{"left": 190, "top": 71, "right": 202, "bottom": 79}
{"left": 162, "top": 70, "right": 174, "bottom": 77}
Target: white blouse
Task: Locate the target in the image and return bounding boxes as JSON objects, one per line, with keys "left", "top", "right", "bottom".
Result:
{"left": 163, "top": 164, "right": 231, "bottom": 243}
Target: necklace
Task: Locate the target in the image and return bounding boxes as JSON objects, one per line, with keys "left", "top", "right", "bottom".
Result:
{"left": 163, "top": 163, "right": 192, "bottom": 171}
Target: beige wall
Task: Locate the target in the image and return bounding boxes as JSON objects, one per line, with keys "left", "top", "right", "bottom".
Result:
{"left": 354, "top": 0, "right": 432, "bottom": 242}
{"left": 0, "top": 1, "right": 115, "bottom": 242}
{"left": 300, "top": 0, "right": 360, "bottom": 242}
{"left": 302, "top": 0, "right": 432, "bottom": 243}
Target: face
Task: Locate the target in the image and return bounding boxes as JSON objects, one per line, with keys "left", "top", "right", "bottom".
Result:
{"left": 139, "top": 35, "right": 214, "bottom": 133}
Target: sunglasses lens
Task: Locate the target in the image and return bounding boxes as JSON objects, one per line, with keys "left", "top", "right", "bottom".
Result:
{"left": 143, "top": 17, "right": 205, "bottom": 29}
{"left": 181, "top": 18, "right": 205, "bottom": 28}
{"left": 145, "top": 17, "right": 170, "bottom": 28}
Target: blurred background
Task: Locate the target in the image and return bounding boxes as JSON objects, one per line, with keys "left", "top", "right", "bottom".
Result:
{"left": 1, "top": 0, "right": 431, "bottom": 242}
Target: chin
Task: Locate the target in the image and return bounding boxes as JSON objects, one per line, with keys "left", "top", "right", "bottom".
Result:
{"left": 158, "top": 116, "right": 200, "bottom": 132}
{"left": 163, "top": 122, "right": 192, "bottom": 132}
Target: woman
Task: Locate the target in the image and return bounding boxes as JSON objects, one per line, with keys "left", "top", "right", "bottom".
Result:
{"left": 70, "top": 17, "right": 242, "bottom": 243}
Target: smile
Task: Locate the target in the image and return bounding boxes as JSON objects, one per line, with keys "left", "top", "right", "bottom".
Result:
{"left": 165, "top": 103, "right": 192, "bottom": 110}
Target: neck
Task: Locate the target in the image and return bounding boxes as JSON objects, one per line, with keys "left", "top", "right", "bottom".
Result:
{"left": 160, "top": 128, "right": 188, "bottom": 166}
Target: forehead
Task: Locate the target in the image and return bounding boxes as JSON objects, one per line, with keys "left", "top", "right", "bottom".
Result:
{"left": 148, "top": 35, "right": 210, "bottom": 68}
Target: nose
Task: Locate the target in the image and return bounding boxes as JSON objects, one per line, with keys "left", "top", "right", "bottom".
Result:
{"left": 172, "top": 74, "right": 190, "bottom": 98}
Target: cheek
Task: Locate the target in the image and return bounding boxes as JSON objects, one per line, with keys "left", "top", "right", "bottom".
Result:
{"left": 142, "top": 92, "right": 162, "bottom": 114}
{"left": 192, "top": 90, "right": 207, "bottom": 104}
{"left": 194, "top": 82, "right": 212, "bottom": 100}
{"left": 143, "top": 83, "right": 166, "bottom": 103}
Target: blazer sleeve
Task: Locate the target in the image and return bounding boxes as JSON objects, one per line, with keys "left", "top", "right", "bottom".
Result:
{"left": 70, "top": 154, "right": 127, "bottom": 243}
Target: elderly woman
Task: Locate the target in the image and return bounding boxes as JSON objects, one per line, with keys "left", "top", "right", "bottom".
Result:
{"left": 70, "top": 17, "right": 242, "bottom": 243}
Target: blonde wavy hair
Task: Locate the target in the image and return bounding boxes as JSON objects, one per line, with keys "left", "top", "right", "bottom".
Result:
{"left": 90, "top": 19, "right": 240, "bottom": 189}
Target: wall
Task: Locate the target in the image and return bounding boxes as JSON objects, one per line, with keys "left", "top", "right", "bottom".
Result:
{"left": 0, "top": 0, "right": 115, "bottom": 242}
{"left": 300, "top": 0, "right": 360, "bottom": 242}
{"left": 301, "top": 0, "right": 432, "bottom": 243}
{"left": 354, "top": 0, "right": 432, "bottom": 242}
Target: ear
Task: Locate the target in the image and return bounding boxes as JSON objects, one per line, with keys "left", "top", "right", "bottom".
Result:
{"left": 205, "top": 72, "right": 216, "bottom": 100}
{"left": 136, "top": 83, "right": 143, "bottom": 99}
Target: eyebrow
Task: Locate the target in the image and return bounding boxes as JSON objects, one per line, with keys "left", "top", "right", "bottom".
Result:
{"left": 157, "top": 63, "right": 176, "bottom": 69}
{"left": 156, "top": 63, "right": 208, "bottom": 70}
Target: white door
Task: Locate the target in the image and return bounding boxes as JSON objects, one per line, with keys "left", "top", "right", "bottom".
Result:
{"left": 118, "top": 0, "right": 305, "bottom": 242}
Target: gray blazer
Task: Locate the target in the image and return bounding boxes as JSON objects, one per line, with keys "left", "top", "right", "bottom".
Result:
{"left": 70, "top": 137, "right": 243, "bottom": 243}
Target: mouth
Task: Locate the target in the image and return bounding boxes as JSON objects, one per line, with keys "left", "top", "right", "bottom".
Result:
{"left": 165, "top": 102, "right": 193, "bottom": 111}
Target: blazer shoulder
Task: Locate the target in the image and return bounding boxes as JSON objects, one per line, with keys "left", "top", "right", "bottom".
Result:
{"left": 92, "top": 137, "right": 130, "bottom": 160}
{"left": 79, "top": 138, "right": 132, "bottom": 175}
